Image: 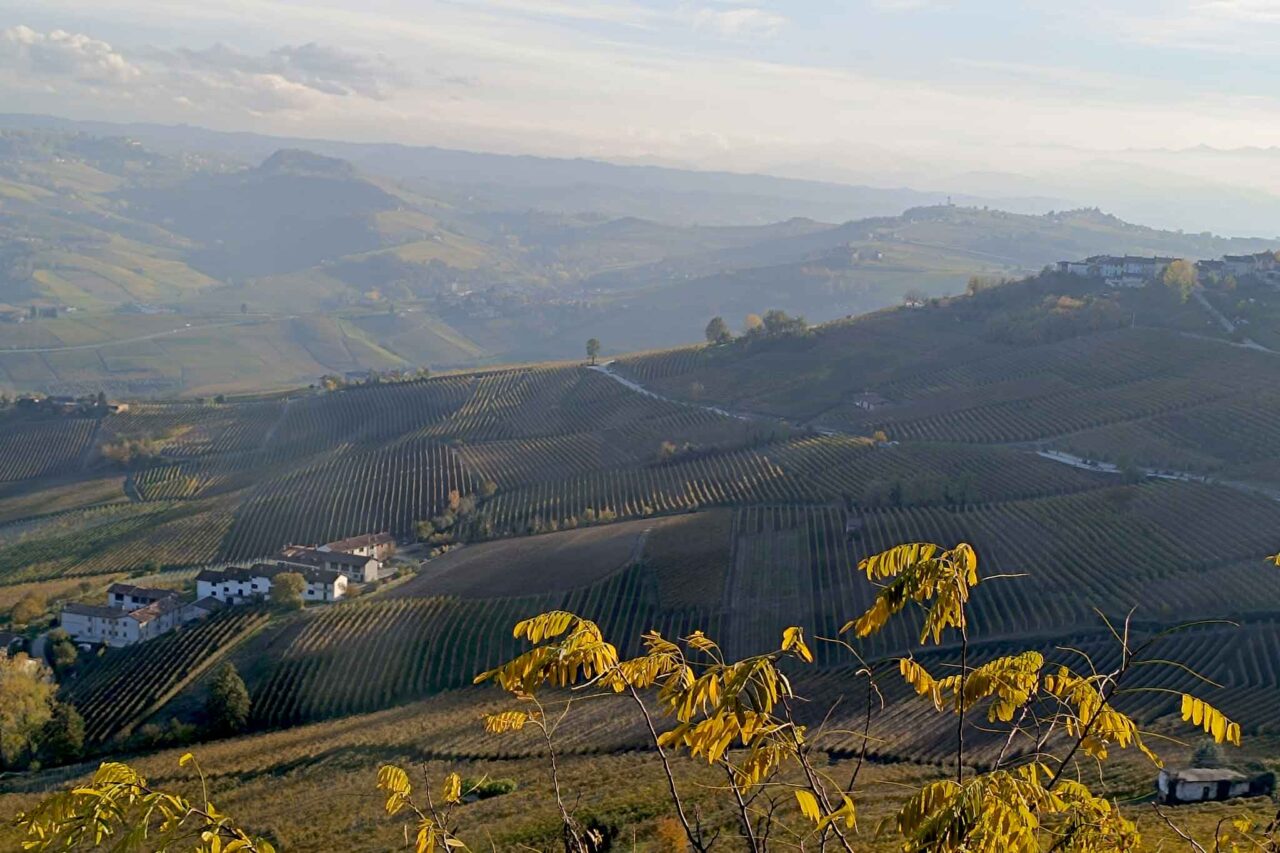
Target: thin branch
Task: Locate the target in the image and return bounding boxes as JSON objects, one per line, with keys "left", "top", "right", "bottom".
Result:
{"left": 1152, "top": 804, "right": 1208, "bottom": 853}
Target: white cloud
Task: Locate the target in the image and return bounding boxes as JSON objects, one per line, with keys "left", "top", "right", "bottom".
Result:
{"left": 0, "top": 24, "right": 403, "bottom": 115}
{"left": 1106, "top": 0, "right": 1280, "bottom": 52}
{"left": 870, "top": 0, "right": 947, "bottom": 10}
{"left": 693, "top": 7, "right": 787, "bottom": 39}
{"left": 0, "top": 24, "right": 141, "bottom": 83}
{"left": 154, "top": 41, "right": 402, "bottom": 99}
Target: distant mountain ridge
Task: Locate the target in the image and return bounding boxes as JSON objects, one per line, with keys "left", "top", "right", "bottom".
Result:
{"left": 0, "top": 113, "right": 1065, "bottom": 226}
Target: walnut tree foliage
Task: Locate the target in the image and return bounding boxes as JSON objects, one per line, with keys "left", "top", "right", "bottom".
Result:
{"left": 18, "top": 543, "right": 1280, "bottom": 852}
{"left": 16, "top": 754, "right": 275, "bottom": 852}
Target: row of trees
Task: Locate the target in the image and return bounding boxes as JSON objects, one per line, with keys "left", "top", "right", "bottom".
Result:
{"left": 704, "top": 310, "right": 809, "bottom": 346}
{"left": 318, "top": 367, "right": 433, "bottom": 393}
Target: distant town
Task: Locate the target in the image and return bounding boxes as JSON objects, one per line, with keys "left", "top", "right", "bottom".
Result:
{"left": 1058, "top": 250, "right": 1280, "bottom": 288}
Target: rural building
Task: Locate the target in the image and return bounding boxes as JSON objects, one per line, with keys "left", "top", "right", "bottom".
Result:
{"left": 1197, "top": 259, "right": 1225, "bottom": 277}
{"left": 278, "top": 545, "right": 381, "bottom": 582}
{"left": 61, "top": 587, "right": 219, "bottom": 648}
{"left": 322, "top": 532, "right": 396, "bottom": 562}
{"left": 850, "top": 392, "right": 889, "bottom": 411}
{"left": 196, "top": 562, "right": 348, "bottom": 604}
{"left": 1156, "top": 767, "right": 1274, "bottom": 805}
{"left": 1223, "top": 252, "right": 1280, "bottom": 280}
{"left": 1058, "top": 255, "right": 1175, "bottom": 286}
{"left": 108, "top": 583, "right": 176, "bottom": 611}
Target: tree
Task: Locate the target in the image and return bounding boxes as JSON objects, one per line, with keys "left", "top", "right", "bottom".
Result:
{"left": 1191, "top": 738, "right": 1223, "bottom": 768}
{"left": 270, "top": 572, "right": 306, "bottom": 610}
{"left": 704, "top": 316, "right": 732, "bottom": 345}
{"left": 21, "top": 540, "right": 1279, "bottom": 852}
{"left": 743, "top": 313, "right": 764, "bottom": 335}
{"left": 762, "top": 308, "right": 806, "bottom": 336}
{"left": 585, "top": 338, "right": 601, "bottom": 365}
{"left": 0, "top": 653, "right": 56, "bottom": 769}
{"left": 207, "top": 662, "right": 251, "bottom": 734}
{"left": 40, "top": 702, "right": 84, "bottom": 765}
{"left": 1163, "top": 258, "right": 1197, "bottom": 302}
{"left": 17, "top": 755, "right": 277, "bottom": 852}
{"left": 49, "top": 631, "right": 77, "bottom": 674}
{"left": 469, "top": 540, "right": 1258, "bottom": 853}
{"left": 9, "top": 592, "right": 45, "bottom": 626}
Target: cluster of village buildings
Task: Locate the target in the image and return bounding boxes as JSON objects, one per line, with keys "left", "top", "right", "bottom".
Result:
{"left": 1057, "top": 250, "right": 1279, "bottom": 288}
{"left": 60, "top": 533, "right": 395, "bottom": 648}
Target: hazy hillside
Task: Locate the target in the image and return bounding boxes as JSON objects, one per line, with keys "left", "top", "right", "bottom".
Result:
{"left": 0, "top": 113, "right": 1063, "bottom": 225}
{"left": 0, "top": 122, "right": 1276, "bottom": 397}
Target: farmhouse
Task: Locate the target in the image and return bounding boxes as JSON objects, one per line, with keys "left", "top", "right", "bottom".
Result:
{"left": 278, "top": 545, "right": 382, "bottom": 582}
{"left": 108, "top": 582, "right": 175, "bottom": 611}
{"left": 1223, "top": 252, "right": 1279, "bottom": 278}
{"left": 322, "top": 532, "right": 396, "bottom": 562}
{"left": 61, "top": 586, "right": 219, "bottom": 648}
{"left": 1156, "top": 767, "right": 1274, "bottom": 805}
{"left": 196, "top": 562, "right": 348, "bottom": 604}
{"left": 850, "top": 391, "right": 889, "bottom": 411}
{"left": 1058, "top": 255, "right": 1175, "bottom": 286}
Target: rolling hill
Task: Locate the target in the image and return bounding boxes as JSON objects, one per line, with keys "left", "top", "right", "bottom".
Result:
{"left": 0, "top": 269, "right": 1274, "bottom": 753}
{"left": 3, "top": 122, "right": 1280, "bottom": 396}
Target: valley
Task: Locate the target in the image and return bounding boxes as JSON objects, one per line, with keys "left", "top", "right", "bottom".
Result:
{"left": 4, "top": 123, "right": 1280, "bottom": 852}
{"left": 4, "top": 127, "right": 1279, "bottom": 398}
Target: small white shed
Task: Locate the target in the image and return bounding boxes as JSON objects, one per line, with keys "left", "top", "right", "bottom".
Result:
{"left": 1156, "top": 768, "right": 1254, "bottom": 804}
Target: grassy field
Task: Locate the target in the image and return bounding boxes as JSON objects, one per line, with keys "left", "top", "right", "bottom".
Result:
{"left": 4, "top": 677, "right": 1279, "bottom": 851}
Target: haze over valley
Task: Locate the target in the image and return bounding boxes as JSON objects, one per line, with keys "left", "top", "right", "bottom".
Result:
{"left": 6, "top": 4, "right": 1280, "bottom": 851}
{"left": 2, "top": 118, "right": 1278, "bottom": 397}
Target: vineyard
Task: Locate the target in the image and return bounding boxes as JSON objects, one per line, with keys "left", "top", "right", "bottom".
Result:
{"left": 62, "top": 608, "right": 268, "bottom": 743}
{"left": 101, "top": 401, "right": 285, "bottom": 458}
{"left": 0, "top": 416, "right": 97, "bottom": 482}
{"left": 0, "top": 499, "right": 233, "bottom": 584}
{"left": 64, "top": 476, "right": 1257, "bottom": 737}
{"left": 1, "top": 271, "right": 1278, "bottom": 769}
{"left": 240, "top": 560, "right": 707, "bottom": 727}
{"left": 217, "top": 437, "right": 475, "bottom": 559}
{"left": 797, "top": 618, "right": 1280, "bottom": 767}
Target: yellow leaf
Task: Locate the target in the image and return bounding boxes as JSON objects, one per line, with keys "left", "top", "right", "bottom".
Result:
{"left": 795, "top": 789, "right": 821, "bottom": 822}
{"left": 780, "top": 627, "right": 814, "bottom": 663}
{"left": 442, "top": 772, "right": 462, "bottom": 805}
{"left": 1180, "top": 695, "right": 1242, "bottom": 746}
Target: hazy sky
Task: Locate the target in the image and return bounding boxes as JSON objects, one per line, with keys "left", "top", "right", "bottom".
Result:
{"left": 3, "top": 1, "right": 1280, "bottom": 182}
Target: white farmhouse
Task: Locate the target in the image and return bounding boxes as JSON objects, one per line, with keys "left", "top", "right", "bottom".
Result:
{"left": 279, "top": 545, "right": 381, "bottom": 583}
{"left": 60, "top": 586, "right": 219, "bottom": 648}
{"left": 1156, "top": 767, "right": 1266, "bottom": 804}
{"left": 321, "top": 532, "right": 396, "bottom": 562}
{"left": 196, "top": 562, "right": 348, "bottom": 604}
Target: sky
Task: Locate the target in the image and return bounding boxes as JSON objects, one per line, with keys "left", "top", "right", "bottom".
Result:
{"left": 3, "top": 1, "right": 1280, "bottom": 190}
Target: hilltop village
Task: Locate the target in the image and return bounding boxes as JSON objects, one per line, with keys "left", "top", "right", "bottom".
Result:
{"left": 1058, "top": 250, "right": 1280, "bottom": 287}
